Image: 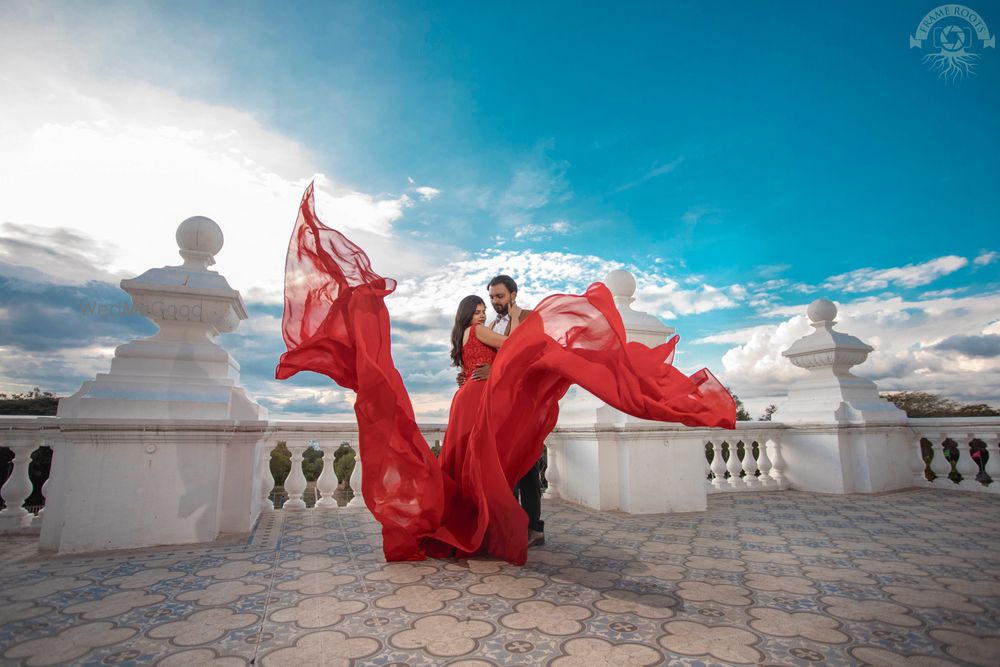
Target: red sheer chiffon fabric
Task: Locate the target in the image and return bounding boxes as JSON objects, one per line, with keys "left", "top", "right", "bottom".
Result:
{"left": 276, "top": 184, "right": 735, "bottom": 565}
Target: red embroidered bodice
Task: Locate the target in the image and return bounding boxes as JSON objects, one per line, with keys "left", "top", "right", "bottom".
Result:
{"left": 462, "top": 323, "right": 497, "bottom": 379}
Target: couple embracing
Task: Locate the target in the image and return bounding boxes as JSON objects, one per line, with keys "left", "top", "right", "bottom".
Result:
{"left": 277, "top": 183, "right": 735, "bottom": 565}
{"left": 446, "top": 275, "right": 545, "bottom": 551}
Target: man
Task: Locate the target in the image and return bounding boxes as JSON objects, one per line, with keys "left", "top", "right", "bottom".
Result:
{"left": 457, "top": 274, "right": 545, "bottom": 547}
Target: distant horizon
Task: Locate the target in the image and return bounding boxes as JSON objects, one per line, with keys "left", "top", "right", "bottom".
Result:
{"left": 2, "top": 0, "right": 998, "bottom": 419}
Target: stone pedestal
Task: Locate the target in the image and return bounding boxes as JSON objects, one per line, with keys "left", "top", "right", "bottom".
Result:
{"left": 43, "top": 217, "right": 268, "bottom": 554}
{"left": 777, "top": 299, "right": 910, "bottom": 494}
{"left": 551, "top": 426, "right": 708, "bottom": 514}
{"left": 554, "top": 269, "right": 704, "bottom": 513}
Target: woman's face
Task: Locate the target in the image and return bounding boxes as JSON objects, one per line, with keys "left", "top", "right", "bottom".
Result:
{"left": 472, "top": 303, "right": 487, "bottom": 325}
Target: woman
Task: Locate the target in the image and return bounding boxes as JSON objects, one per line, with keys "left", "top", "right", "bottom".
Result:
{"left": 442, "top": 295, "right": 506, "bottom": 462}
{"left": 424, "top": 295, "right": 508, "bottom": 557}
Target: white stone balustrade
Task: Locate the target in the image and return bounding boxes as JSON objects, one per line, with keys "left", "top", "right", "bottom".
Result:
{"left": 251, "top": 423, "right": 449, "bottom": 512}
{"left": 698, "top": 429, "right": 786, "bottom": 494}
{"left": 908, "top": 419, "right": 1000, "bottom": 493}
{"left": 0, "top": 418, "right": 57, "bottom": 533}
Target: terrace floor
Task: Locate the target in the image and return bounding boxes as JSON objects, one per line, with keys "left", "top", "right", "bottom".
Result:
{"left": 1, "top": 489, "right": 999, "bottom": 666}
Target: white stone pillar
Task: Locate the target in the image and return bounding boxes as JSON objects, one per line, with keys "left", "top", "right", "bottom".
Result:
{"left": 955, "top": 437, "right": 981, "bottom": 488}
{"left": 742, "top": 441, "right": 761, "bottom": 488}
{"left": 709, "top": 441, "right": 727, "bottom": 492}
{"left": 756, "top": 437, "right": 775, "bottom": 488}
{"left": 283, "top": 442, "right": 308, "bottom": 511}
{"left": 777, "top": 299, "right": 911, "bottom": 494}
{"left": 0, "top": 436, "right": 42, "bottom": 531}
{"left": 912, "top": 439, "right": 930, "bottom": 486}
{"left": 555, "top": 269, "right": 710, "bottom": 514}
{"left": 725, "top": 442, "right": 745, "bottom": 490}
{"left": 43, "top": 216, "right": 269, "bottom": 553}
{"left": 928, "top": 439, "right": 953, "bottom": 484}
{"left": 984, "top": 438, "right": 1000, "bottom": 489}
{"left": 767, "top": 435, "right": 789, "bottom": 490}
{"left": 347, "top": 446, "right": 365, "bottom": 508}
{"left": 258, "top": 440, "right": 277, "bottom": 513}
{"left": 314, "top": 441, "right": 340, "bottom": 508}
{"left": 542, "top": 439, "right": 560, "bottom": 500}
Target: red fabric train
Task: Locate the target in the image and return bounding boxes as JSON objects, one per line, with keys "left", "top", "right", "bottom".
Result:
{"left": 276, "top": 183, "right": 735, "bottom": 565}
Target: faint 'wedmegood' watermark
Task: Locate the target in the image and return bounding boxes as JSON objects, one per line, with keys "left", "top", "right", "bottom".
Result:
{"left": 910, "top": 4, "right": 995, "bottom": 81}
{"left": 80, "top": 301, "right": 204, "bottom": 320}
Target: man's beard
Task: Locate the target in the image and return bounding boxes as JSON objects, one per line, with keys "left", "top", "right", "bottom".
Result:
{"left": 493, "top": 303, "right": 508, "bottom": 316}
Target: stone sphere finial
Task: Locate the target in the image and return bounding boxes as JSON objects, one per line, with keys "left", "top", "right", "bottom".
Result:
{"left": 605, "top": 269, "right": 636, "bottom": 299}
{"left": 807, "top": 298, "right": 837, "bottom": 324}
{"left": 176, "top": 216, "right": 224, "bottom": 269}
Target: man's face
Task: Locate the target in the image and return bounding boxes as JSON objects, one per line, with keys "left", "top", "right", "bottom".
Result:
{"left": 488, "top": 284, "right": 515, "bottom": 316}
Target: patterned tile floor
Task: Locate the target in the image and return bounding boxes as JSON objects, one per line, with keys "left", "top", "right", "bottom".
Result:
{"left": 1, "top": 489, "right": 999, "bottom": 666}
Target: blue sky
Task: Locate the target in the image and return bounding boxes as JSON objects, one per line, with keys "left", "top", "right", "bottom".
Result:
{"left": 1, "top": 0, "right": 999, "bottom": 419}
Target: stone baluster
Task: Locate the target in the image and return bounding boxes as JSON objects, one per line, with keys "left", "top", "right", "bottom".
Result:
{"left": 725, "top": 442, "right": 745, "bottom": 489}
{"left": 912, "top": 438, "right": 930, "bottom": 486}
{"left": 283, "top": 441, "right": 309, "bottom": 510}
{"left": 767, "top": 436, "right": 788, "bottom": 490}
{"left": 257, "top": 440, "right": 277, "bottom": 512}
{"left": 756, "top": 437, "right": 775, "bottom": 489}
{"left": 314, "top": 441, "right": 340, "bottom": 508}
{"left": 928, "top": 439, "right": 953, "bottom": 484}
{"left": 542, "top": 441, "right": 560, "bottom": 499}
{"left": 32, "top": 470, "right": 52, "bottom": 528}
{"left": 704, "top": 442, "right": 715, "bottom": 491}
{"left": 709, "top": 442, "right": 728, "bottom": 492}
{"left": 954, "top": 437, "right": 981, "bottom": 488}
{"left": 258, "top": 440, "right": 277, "bottom": 512}
{"left": 0, "top": 436, "right": 43, "bottom": 532}
{"left": 983, "top": 438, "right": 1000, "bottom": 488}
{"left": 347, "top": 446, "right": 365, "bottom": 508}
{"left": 32, "top": 438, "right": 57, "bottom": 527}
{"left": 742, "top": 440, "right": 761, "bottom": 488}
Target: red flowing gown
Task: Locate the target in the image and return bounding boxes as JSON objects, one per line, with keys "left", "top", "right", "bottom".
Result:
{"left": 276, "top": 183, "right": 736, "bottom": 565}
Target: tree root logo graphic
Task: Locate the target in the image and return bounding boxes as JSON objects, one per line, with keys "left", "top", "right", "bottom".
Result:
{"left": 910, "top": 4, "right": 995, "bottom": 81}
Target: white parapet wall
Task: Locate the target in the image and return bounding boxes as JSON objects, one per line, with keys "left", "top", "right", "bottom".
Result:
{"left": 548, "top": 425, "right": 711, "bottom": 513}
{"left": 39, "top": 420, "right": 268, "bottom": 553}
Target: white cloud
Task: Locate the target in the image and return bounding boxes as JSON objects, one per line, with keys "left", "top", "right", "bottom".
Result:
{"left": 0, "top": 20, "right": 443, "bottom": 302}
{"left": 974, "top": 250, "right": 998, "bottom": 267}
{"left": 513, "top": 220, "right": 573, "bottom": 240}
{"left": 632, "top": 276, "right": 740, "bottom": 317}
{"left": 822, "top": 255, "right": 968, "bottom": 293}
{"left": 414, "top": 186, "right": 441, "bottom": 201}
{"left": 719, "top": 316, "right": 812, "bottom": 387}
{"left": 718, "top": 292, "right": 1000, "bottom": 409}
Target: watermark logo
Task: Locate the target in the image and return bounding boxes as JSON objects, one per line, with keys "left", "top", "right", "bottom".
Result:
{"left": 911, "top": 4, "right": 995, "bottom": 81}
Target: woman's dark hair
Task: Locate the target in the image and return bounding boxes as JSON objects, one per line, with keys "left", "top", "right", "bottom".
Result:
{"left": 450, "top": 295, "right": 485, "bottom": 367}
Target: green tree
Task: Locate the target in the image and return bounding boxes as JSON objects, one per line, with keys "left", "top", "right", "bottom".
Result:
{"left": 727, "top": 388, "right": 752, "bottom": 422}
{"left": 269, "top": 442, "right": 291, "bottom": 486}
{"left": 0, "top": 387, "right": 59, "bottom": 416}
{"left": 302, "top": 446, "right": 324, "bottom": 482}
{"left": 759, "top": 405, "right": 777, "bottom": 421}
{"left": 881, "top": 391, "right": 1000, "bottom": 417}
{"left": 333, "top": 443, "right": 356, "bottom": 483}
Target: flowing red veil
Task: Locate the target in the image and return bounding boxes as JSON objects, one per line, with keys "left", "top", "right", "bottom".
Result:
{"left": 276, "top": 183, "right": 735, "bottom": 564}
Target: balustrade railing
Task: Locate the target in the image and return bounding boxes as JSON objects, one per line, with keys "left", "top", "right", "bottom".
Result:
{"left": 0, "top": 416, "right": 59, "bottom": 533}
{"left": 257, "top": 421, "right": 448, "bottom": 513}
{"left": 704, "top": 425, "right": 789, "bottom": 493}
{"left": 4, "top": 416, "right": 1000, "bottom": 537}
{"left": 908, "top": 418, "right": 1000, "bottom": 493}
